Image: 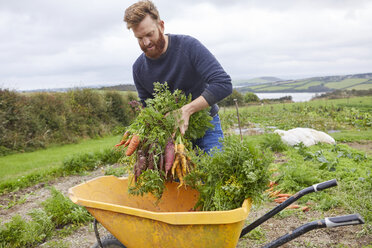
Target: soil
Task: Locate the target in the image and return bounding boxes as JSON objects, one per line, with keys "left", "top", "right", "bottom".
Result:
{"left": 345, "top": 141, "right": 372, "bottom": 155}
{"left": 1, "top": 146, "right": 371, "bottom": 247}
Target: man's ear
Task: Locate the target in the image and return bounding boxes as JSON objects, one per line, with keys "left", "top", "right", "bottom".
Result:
{"left": 158, "top": 20, "right": 165, "bottom": 32}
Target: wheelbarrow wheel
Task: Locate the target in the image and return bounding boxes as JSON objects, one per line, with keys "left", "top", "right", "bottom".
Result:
{"left": 91, "top": 234, "right": 127, "bottom": 248}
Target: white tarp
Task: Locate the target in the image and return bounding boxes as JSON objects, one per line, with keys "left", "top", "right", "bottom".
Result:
{"left": 274, "top": 128, "right": 336, "bottom": 147}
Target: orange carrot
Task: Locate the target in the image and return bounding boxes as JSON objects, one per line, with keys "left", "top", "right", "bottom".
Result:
{"left": 286, "top": 204, "right": 300, "bottom": 209}
{"left": 265, "top": 187, "right": 274, "bottom": 192}
{"left": 277, "top": 194, "right": 292, "bottom": 198}
{"left": 302, "top": 206, "right": 310, "bottom": 212}
{"left": 123, "top": 137, "right": 132, "bottom": 147}
{"left": 125, "top": 134, "right": 140, "bottom": 156}
{"left": 176, "top": 163, "right": 184, "bottom": 188}
{"left": 274, "top": 197, "right": 287, "bottom": 203}
{"left": 269, "top": 190, "right": 281, "bottom": 198}
{"left": 269, "top": 181, "right": 276, "bottom": 187}
{"left": 115, "top": 131, "right": 130, "bottom": 147}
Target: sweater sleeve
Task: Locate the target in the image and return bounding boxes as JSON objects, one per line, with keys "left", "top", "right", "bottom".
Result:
{"left": 188, "top": 38, "right": 232, "bottom": 106}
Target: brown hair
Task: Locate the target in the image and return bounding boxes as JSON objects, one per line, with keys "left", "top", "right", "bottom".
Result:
{"left": 124, "top": 0, "right": 160, "bottom": 29}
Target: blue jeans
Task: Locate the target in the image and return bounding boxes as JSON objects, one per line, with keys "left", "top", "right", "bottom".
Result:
{"left": 193, "top": 114, "right": 224, "bottom": 154}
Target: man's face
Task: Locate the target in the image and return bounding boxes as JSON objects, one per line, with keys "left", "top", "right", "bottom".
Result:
{"left": 132, "top": 15, "right": 166, "bottom": 59}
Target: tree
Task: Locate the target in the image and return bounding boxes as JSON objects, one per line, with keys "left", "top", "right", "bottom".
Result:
{"left": 219, "top": 89, "right": 244, "bottom": 106}
{"left": 244, "top": 92, "right": 259, "bottom": 103}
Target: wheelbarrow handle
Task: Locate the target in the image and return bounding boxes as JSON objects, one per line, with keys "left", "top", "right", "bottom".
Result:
{"left": 261, "top": 214, "right": 364, "bottom": 248}
{"left": 240, "top": 179, "right": 338, "bottom": 238}
{"left": 307, "top": 179, "right": 338, "bottom": 193}
{"left": 325, "top": 214, "right": 365, "bottom": 228}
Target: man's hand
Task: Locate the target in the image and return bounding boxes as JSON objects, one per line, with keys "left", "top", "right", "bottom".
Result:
{"left": 176, "top": 96, "right": 209, "bottom": 135}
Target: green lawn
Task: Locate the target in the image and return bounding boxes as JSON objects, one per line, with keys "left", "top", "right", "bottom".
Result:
{"left": 0, "top": 135, "right": 121, "bottom": 182}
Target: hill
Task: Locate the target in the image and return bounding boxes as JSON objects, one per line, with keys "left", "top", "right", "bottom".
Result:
{"left": 233, "top": 77, "right": 282, "bottom": 87}
{"left": 237, "top": 73, "right": 372, "bottom": 93}
{"left": 99, "top": 84, "right": 136, "bottom": 91}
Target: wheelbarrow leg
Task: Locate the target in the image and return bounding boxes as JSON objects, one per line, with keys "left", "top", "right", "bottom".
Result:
{"left": 94, "top": 219, "right": 104, "bottom": 248}
{"left": 92, "top": 219, "right": 127, "bottom": 248}
{"left": 261, "top": 214, "right": 364, "bottom": 248}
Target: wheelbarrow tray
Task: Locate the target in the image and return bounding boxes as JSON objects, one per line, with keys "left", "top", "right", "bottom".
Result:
{"left": 68, "top": 175, "right": 251, "bottom": 248}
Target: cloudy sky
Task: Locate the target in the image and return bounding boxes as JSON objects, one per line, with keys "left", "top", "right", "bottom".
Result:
{"left": 1, "top": 0, "right": 371, "bottom": 91}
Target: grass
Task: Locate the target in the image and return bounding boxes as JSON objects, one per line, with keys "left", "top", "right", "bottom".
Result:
{"left": 351, "top": 82, "right": 372, "bottom": 90}
{"left": 270, "top": 142, "right": 371, "bottom": 232}
{"left": 325, "top": 78, "right": 367, "bottom": 89}
{"left": 0, "top": 135, "right": 121, "bottom": 182}
{"left": 295, "top": 81, "right": 322, "bottom": 90}
{"left": 220, "top": 96, "right": 372, "bottom": 132}
{"left": 330, "top": 130, "right": 372, "bottom": 142}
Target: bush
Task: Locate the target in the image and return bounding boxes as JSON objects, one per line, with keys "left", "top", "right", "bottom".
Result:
{"left": 0, "top": 89, "right": 136, "bottom": 154}
{"left": 244, "top": 92, "right": 259, "bottom": 103}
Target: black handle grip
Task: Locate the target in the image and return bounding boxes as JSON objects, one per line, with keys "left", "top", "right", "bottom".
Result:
{"left": 313, "top": 179, "right": 337, "bottom": 192}
{"left": 325, "top": 214, "right": 365, "bottom": 228}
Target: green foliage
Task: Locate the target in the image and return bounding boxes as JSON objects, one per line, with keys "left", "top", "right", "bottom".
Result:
{"left": 42, "top": 187, "right": 93, "bottom": 227}
{"left": 244, "top": 92, "right": 260, "bottom": 103}
{"left": 0, "top": 168, "right": 63, "bottom": 195}
{"left": 128, "top": 169, "right": 165, "bottom": 199}
{"left": 0, "top": 209, "right": 54, "bottom": 248}
{"left": 0, "top": 215, "right": 27, "bottom": 247}
{"left": 220, "top": 96, "right": 372, "bottom": 132}
{"left": 0, "top": 187, "right": 92, "bottom": 248}
{"left": 273, "top": 142, "right": 372, "bottom": 231}
{"left": 218, "top": 89, "right": 244, "bottom": 107}
{"left": 261, "top": 133, "right": 287, "bottom": 152}
{"left": 104, "top": 91, "right": 133, "bottom": 125}
{"left": 244, "top": 226, "right": 266, "bottom": 243}
{"left": 187, "top": 135, "right": 272, "bottom": 211}
{"left": 104, "top": 165, "right": 127, "bottom": 177}
{"left": 128, "top": 82, "right": 212, "bottom": 145}
{"left": 0, "top": 88, "right": 135, "bottom": 155}
{"left": 62, "top": 148, "right": 122, "bottom": 173}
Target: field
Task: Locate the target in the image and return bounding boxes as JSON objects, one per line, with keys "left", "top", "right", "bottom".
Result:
{"left": 0, "top": 96, "right": 371, "bottom": 247}
{"left": 237, "top": 73, "right": 372, "bottom": 93}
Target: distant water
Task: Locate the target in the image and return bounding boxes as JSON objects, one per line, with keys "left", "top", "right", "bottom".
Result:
{"left": 255, "top": 92, "right": 326, "bottom": 102}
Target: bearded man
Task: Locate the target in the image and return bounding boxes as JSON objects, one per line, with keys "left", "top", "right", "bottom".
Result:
{"left": 124, "top": 0, "right": 232, "bottom": 153}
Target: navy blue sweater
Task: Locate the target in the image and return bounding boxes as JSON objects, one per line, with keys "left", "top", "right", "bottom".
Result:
{"left": 132, "top": 34, "right": 232, "bottom": 114}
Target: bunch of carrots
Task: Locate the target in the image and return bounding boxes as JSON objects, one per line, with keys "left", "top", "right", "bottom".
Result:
{"left": 115, "top": 131, "right": 194, "bottom": 188}
{"left": 266, "top": 181, "right": 310, "bottom": 212}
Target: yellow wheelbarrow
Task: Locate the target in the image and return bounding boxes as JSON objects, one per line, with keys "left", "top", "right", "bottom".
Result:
{"left": 68, "top": 176, "right": 364, "bottom": 248}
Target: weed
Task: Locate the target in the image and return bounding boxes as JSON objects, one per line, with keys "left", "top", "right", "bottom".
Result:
{"left": 261, "top": 133, "right": 287, "bottom": 152}
{"left": 245, "top": 226, "right": 266, "bottom": 243}
{"left": 42, "top": 240, "right": 69, "bottom": 248}
{"left": 0, "top": 209, "right": 53, "bottom": 248}
{"left": 42, "top": 187, "right": 93, "bottom": 227}
{"left": 105, "top": 165, "right": 127, "bottom": 177}
{"left": 62, "top": 148, "right": 121, "bottom": 173}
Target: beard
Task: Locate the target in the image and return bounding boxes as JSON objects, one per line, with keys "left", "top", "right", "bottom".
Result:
{"left": 140, "top": 28, "right": 166, "bottom": 59}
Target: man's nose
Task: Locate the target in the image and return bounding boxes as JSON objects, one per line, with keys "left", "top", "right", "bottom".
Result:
{"left": 143, "top": 37, "right": 151, "bottom": 46}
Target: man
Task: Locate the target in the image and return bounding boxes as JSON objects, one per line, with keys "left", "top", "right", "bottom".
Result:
{"left": 124, "top": 0, "right": 232, "bottom": 153}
